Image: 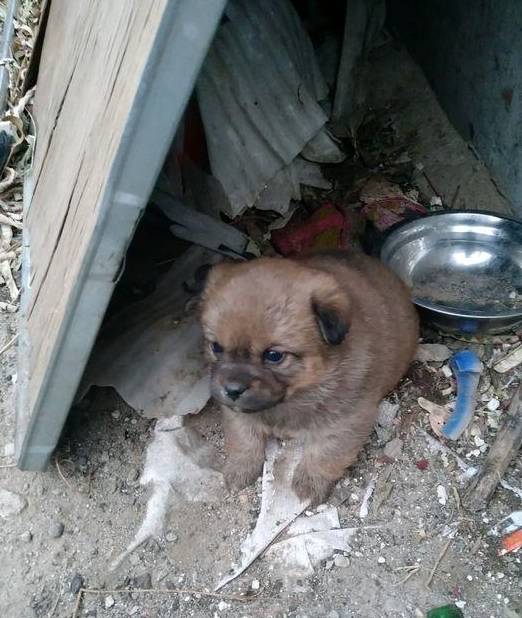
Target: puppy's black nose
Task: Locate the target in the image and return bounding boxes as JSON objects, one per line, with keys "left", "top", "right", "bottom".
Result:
{"left": 224, "top": 382, "right": 247, "bottom": 401}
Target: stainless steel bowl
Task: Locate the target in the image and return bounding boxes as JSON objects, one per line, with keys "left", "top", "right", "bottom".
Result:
{"left": 381, "top": 211, "right": 522, "bottom": 335}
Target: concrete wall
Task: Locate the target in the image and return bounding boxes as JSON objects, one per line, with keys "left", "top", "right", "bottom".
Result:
{"left": 388, "top": 0, "right": 522, "bottom": 215}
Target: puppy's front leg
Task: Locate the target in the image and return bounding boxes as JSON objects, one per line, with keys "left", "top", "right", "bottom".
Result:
{"left": 222, "top": 407, "right": 266, "bottom": 491}
{"left": 292, "top": 414, "right": 375, "bottom": 505}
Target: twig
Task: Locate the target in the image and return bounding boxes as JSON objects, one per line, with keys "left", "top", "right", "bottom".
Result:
{"left": 214, "top": 504, "right": 308, "bottom": 591}
{"left": 55, "top": 458, "right": 77, "bottom": 493}
{"left": 359, "top": 477, "right": 376, "bottom": 519}
{"left": 417, "top": 427, "right": 473, "bottom": 473}
{"left": 450, "top": 183, "right": 461, "bottom": 210}
{"left": 394, "top": 565, "right": 420, "bottom": 586}
{"left": 72, "top": 587, "right": 260, "bottom": 617}
{"left": 0, "top": 210, "right": 22, "bottom": 229}
{"left": 425, "top": 538, "right": 451, "bottom": 588}
{"left": 0, "top": 332, "right": 17, "bottom": 356}
{"left": 421, "top": 169, "right": 441, "bottom": 200}
{"left": 12, "top": 85, "right": 35, "bottom": 117}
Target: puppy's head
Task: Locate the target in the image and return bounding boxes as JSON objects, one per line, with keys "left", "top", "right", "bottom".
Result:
{"left": 200, "top": 257, "right": 350, "bottom": 413}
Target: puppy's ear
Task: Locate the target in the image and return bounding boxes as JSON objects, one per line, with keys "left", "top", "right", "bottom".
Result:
{"left": 200, "top": 261, "right": 237, "bottom": 300}
{"left": 310, "top": 275, "right": 350, "bottom": 346}
{"left": 312, "top": 300, "right": 348, "bottom": 345}
{"left": 183, "top": 263, "right": 213, "bottom": 295}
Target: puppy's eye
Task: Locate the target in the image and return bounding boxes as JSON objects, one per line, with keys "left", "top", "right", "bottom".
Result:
{"left": 263, "top": 349, "right": 285, "bottom": 364}
{"left": 210, "top": 341, "right": 224, "bottom": 355}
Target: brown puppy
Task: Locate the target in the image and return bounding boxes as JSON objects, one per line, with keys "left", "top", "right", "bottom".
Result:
{"left": 200, "top": 250, "right": 418, "bottom": 504}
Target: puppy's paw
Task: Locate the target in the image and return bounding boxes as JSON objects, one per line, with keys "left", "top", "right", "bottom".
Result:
{"left": 292, "top": 463, "right": 333, "bottom": 506}
{"left": 223, "top": 461, "right": 261, "bottom": 492}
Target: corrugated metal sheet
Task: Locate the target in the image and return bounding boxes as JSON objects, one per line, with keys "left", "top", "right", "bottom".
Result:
{"left": 197, "top": 0, "right": 338, "bottom": 216}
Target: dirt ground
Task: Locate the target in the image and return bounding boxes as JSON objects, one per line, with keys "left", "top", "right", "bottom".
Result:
{"left": 1, "top": 42, "right": 521, "bottom": 618}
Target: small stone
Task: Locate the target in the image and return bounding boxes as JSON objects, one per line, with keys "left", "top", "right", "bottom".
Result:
{"left": 441, "top": 365, "right": 453, "bottom": 378}
{"left": 437, "top": 485, "right": 447, "bottom": 506}
{"left": 377, "top": 556, "right": 386, "bottom": 564}
{"left": 377, "top": 400, "right": 400, "bottom": 428}
{"left": 416, "top": 343, "right": 451, "bottom": 363}
{"left": 487, "top": 398, "right": 500, "bottom": 412}
{"left": 333, "top": 555, "right": 350, "bottom": 568}
{"left": 165, "top": 531, "right": 178, "bottom": 543}
{"left": 497, "top": 572, "right": 505, "bottom": 579}
{"left": 327, "top": 612, "right": 340, "bottom": 618}
{"left": 251, "top": 579, "right": 260, "bottom": 590}
{"left": 455, "top": 601, "right": 466, "bottom": 609}
{"left": 218, "top": 600, "right": 229, "bottom": 611}
{"left": 105, "top": 595, "right": 115, "bottom": 609}
{"left": 383, "top": 437, "right": 403, "bottom": 460}
{"left": 48, "top": 521, "right": 65, "bottom": 538}
{"left": 0, "top": 488, "right": 27, "bottom": 518}
{"left": 131, "top": 418, "right": 138, "bottom": 425}
{"left": 467, "top": 575, "right": 473, "bottom": 581}
{"left": 70, "top": 573, "right": 84, "bottom": 594}
{"left": 111, "top": 410, "right": 121, "bottom": 420}
{"left": 325, "top": 560, "right": 334, "bottom": 570}
{"left": 20, "top": 531, "right": 32, "bottom": 543}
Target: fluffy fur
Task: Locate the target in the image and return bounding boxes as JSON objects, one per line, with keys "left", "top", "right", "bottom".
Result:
{"left": 200, "top": 250, "right": 418, "bottom": 504}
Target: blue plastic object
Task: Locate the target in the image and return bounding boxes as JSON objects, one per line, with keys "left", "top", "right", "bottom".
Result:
{"left": 441, "top": 350, "right": 482, "bottom": 440}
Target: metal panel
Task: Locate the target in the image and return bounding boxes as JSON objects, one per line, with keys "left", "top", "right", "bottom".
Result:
{"left": 16, "top": 0, "right": 226, "bottom": 470}
{"left": 196, "top": 0, "right": 332, "bottom": 216}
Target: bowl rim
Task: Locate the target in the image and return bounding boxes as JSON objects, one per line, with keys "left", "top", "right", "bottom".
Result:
{"left": 380, "top": 209, "right": 522, "bottom": 320}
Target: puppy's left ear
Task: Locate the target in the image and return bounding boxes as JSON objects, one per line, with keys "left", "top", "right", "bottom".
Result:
{"left": 311, "top": 277, "right": 350, "bottom": 346}
{"left": 312, "top": 299, "right": 348, "bottom": 345}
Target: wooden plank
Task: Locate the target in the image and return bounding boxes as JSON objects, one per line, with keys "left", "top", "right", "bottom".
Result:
{"left": 26, "top": 0, "right": 167, "bottom": 415}
{"left": 464, "top": 386, "right": 522, "bottom": 511}
{"left": 16, "top": 0, "right": 227, "bottom": 468}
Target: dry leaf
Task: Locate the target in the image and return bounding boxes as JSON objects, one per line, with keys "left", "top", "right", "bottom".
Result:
{"left": 418, "top": 397, "right": 451, "bottom": 437}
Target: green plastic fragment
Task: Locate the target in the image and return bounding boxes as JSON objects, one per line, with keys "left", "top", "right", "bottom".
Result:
{"left": 427, "top": 605, "right": 464, "bottom": 618}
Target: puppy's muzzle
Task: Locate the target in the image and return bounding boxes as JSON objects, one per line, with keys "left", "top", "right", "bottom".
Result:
{"left": 223, "top": 381, "right": 248, "bottom": 402}
{"left": 211, "top": 364, "right": 284, "bottom": 412}
{"left": 220, "top": 372, "right": 252, "bottom": 407}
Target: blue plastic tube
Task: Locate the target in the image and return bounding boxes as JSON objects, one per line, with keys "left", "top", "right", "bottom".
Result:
{"left": 441, "top": 350, "right": 482, "bottom": 440}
